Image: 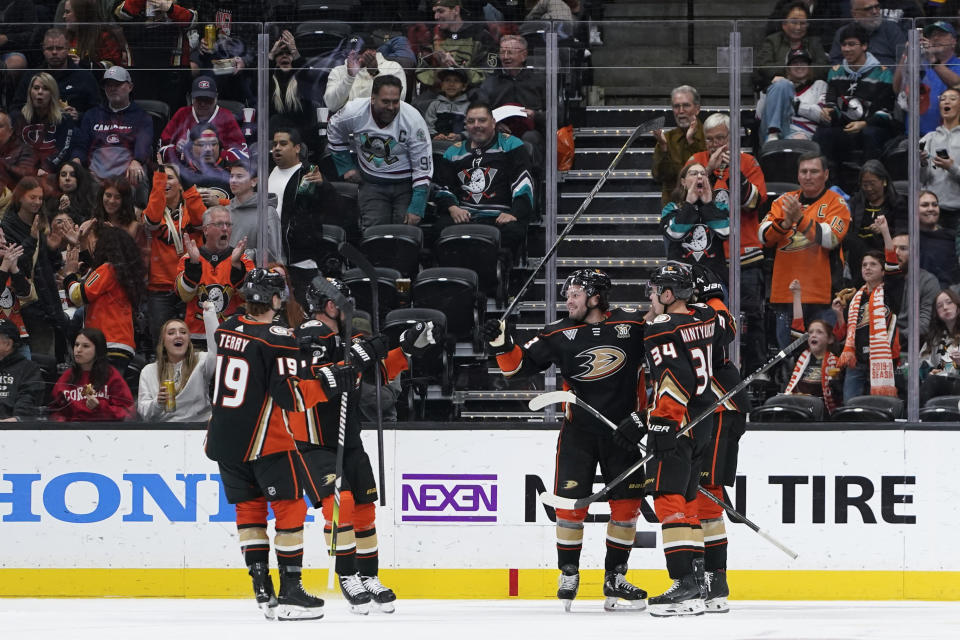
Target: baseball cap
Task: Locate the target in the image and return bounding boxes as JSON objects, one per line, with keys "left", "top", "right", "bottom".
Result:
{"left": 786, "top": 48, "right": 813, "bottom": 65}
{"left": 192, "top": 76, "right": 218, "bottom": 98}
{"left": 0, "top": 319, "right": 21, "bottom": 344}
{"left": 102, "top": 66, "right": 131, "bottom": 83}
{"left": 924, "top": 21, "right": 958, "bottom": 38}
{"left": 433, "top": 0, "right": 462, "bottom": 7}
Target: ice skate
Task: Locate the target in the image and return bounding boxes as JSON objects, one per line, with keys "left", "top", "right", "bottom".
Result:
{"left": 276, "top": 567, "right": 324, "bottom": 620}
{"left": 647, "top": 574, "right": 705, "bottom": 617}
{"left": 602, "top": 564, "right": 647, "bottom": 611}
{"left": 339, "top": 573, "right": 372, "bottom": 615}
{"left": 247, "top": 562, "right": 277, "bottom": 620}
{"left": 705, "top": 570, "right": 730, "bottom": 613}
{"left": 361, "top": 575, "right": 397, "bottom": 613}
{"left": 557, "top": 564, "right": 580, "bottom": 612}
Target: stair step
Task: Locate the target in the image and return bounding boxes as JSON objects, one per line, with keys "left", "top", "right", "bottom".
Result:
{"left": 556, "top": 213, "right": 661, "bottom": 225}
{"left": 457, "top": 411, "right": 546, "bottom": 420}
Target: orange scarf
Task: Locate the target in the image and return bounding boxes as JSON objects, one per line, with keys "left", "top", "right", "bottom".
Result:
{"left": 786, "top": 348, "right": 839, "bottom": 413}
{"left": 839, "top": 284, "right": 898, "bottom": 397}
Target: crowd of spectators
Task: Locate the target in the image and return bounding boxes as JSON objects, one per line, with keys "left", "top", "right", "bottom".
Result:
{"left": 2, "top": 1, "right": 959, "bottom": 424}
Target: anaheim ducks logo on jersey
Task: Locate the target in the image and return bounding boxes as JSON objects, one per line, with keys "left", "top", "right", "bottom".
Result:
{"left": 359, "top": 133, "right": 400, "bottom": 166}
{"left": 570, "top": 346, "right": 626, "bottom": 381}
{"left": 781, "top": 228, "right": 814, "bottom": 252}
{"left": 458, "top": 166, "right": 498, "bottom": 203}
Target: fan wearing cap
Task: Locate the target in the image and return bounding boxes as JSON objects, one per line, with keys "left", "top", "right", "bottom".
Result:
{"left": 756, "top": 48, "right": 829, "bottom": 143}
{"left": 893, "top": 20, "right": 960, "bottom": 136}
{"left": 70, "top": 65, "right": 154, "bottom": 186}
{"left": 160, "top": 75, "right": 246, "bottom": 164}
{"left": 324, "top": 33, "right": 407, "bottom": 114}
{"left": 0, "top": 317, "right": 43, "bottom": 421}
{"left": 415, "top": 0, "right": 497, "bottom": 93}
{"left": 814, "top": 22, "right": 898, "bottom": 171}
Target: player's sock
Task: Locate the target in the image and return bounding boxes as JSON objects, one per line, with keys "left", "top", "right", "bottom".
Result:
{"left": 274, "top": 526, "right": 305, "bottom": 569}
{"left": 555, "top": 518, "right": 584, "bottom": 570}
{"left": 702, "top": 516, "right": 728, "bottom": 573}
{"left": 604, "top": 518, "right": 636, "bottom": 570}
{"left": 324, "top": 522, "right": 358, "bottom": 576}
{"left": 238, "top": 524, "right": 270, "bottom": 566}
{"left": 355, "top": 526, "right": 396, "bottom": 612}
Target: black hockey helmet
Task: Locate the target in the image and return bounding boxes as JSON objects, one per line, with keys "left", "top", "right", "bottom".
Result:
{"left": 649, "top": 261, "right": 695, "bottom": 300}
{"left": 305, "top": 276, "right": 353, "bottom": 315}
{"left": 560, "top": 268, "right": 612, "bottom": 310}
{"left": 240, "top": 268, "right": 288, "bottom": 304}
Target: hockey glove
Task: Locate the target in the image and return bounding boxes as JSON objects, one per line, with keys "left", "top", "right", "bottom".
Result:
{"left": 350, "top": 335, "right": 389, "bottom": 369}
{"left": 692, "top": 264, "right": 724, "bottom": 302}
{"left": 613, "top": 411, "right": 647, "bottom": 450}
{"left": 400, "top": 320, "right": 437, "bottom": 357}
{"left": 311, "top": 363, "right": 356, "bottom": 398}
{"left": 482, "top": 318, "right": 514, "bottom": 355}
{"left": 648, "top": 416, "right": 680, "bottom": 454}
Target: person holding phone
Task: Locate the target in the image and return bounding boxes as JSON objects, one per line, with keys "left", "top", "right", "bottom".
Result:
{"left": 920, "top": 87, "right": 960, "bottom": 232}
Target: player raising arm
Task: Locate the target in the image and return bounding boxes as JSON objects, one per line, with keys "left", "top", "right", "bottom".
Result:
{"left": 483, "top": 269, "right": 648, "bottom": 612}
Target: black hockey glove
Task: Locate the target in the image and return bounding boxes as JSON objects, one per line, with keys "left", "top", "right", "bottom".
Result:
{"left": 400, "top": 320, "right": 437, "bottom": 357}
{"left": 692, "top": 264, "right": 724, "bottom": 302}
{"left": 613, "top": 411, "right": 647, "bottom": 450}
{"left": 648, "top": 416, "right": 680, "bottom": 454}
{"left": 311, "top": 363, "right": 356, "bottom": 398}
{"left": 483, "top": 318, "right": 514, "bottom": 355}
{"left": 350, "top": 335, "right": 389, "bottom": 369}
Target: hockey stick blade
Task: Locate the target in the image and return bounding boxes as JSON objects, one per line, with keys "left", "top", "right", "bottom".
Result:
{"left": 538, "top": 491, "right": 581, "bottom": 510}
{"left": 528, "top": 390, "right": 577, "bottom": 412}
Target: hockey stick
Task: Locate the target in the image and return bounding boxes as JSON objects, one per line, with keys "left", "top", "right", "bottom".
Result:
{"left": 338, "top": 242, "right": 387, "bottom": 508}
{"left": 529, "top": 390, "right": 799, "bottom": 559}
{"left": 535, "top": 332, "right": 809, "bottom": 513}
{"left": 499, "top": 116, "right": 665, "bottom": 322}
{"left": 313, "top": 277, "right": 355, "bottom": 590}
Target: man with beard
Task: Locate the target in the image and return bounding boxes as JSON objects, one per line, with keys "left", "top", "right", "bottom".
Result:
{"left": 327, "top": 75, "right": 433, "bottom": 230}
{"left": 483, "top": 269, "right": 649, "bottom": 613}
{"left": 433, "top": 101, "right": 534, "bottom": 259}
{"left": 652, "top": 85, "right": 706, "bottom": 206}
{"left": 175, "top": 205, "right": 253, "bottom": 342}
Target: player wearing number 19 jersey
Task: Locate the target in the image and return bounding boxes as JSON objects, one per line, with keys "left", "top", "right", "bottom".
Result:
{"left": 642, "top": 262, "right": 734, "bottom": 617}
{"left": 483, "top": 269, "right": 649, "bottom": 612}
{"left": 205, "top": 269, "right": 338, "bottom": 622}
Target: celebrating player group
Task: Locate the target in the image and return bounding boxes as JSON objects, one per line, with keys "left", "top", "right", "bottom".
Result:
{"left": 484, "top": 262, "right": 746, "bottom": 617}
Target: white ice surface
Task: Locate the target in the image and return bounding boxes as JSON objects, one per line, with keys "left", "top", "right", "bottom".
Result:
{"left": 2, "top": 598, "right": 960, "bottom": 640}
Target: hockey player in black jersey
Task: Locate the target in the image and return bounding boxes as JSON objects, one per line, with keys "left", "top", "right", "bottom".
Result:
{"left": 691, "top": 265, "right": 747, "bottom": 613}
{"left": 612, "top": 262, "right": 734, "bottom": 617}
{"left": 483, "top": 269, "right": 648, "bottom": 612}
{"left": 288, "top": 276, "right": 436, "bottom": 614}
{"left": 206, "top": 268, "right": 339, "bottom": 621}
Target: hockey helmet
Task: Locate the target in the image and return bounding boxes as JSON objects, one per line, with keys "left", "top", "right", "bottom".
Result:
{"left": 561, "top": 269, "right": 612, "bottom": 309}
{"left": 649, "top": 261, "right": 695, "bottom": 300}
{"left": 305, "top": 276, "right": 353, "bottom": 315}
{"left": 240, "top": 268, "right": 288, "bottom": 304}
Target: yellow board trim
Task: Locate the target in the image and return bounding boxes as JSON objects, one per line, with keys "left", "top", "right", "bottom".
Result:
{"left": 1, "top": 569, "right": 959, "bottom": 600}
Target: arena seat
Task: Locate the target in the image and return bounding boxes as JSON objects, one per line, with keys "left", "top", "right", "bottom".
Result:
{"left": 383, "top": 308, "right": 453, "bottom": 412}
{"left": 343, "top": 267, "right": 402, "bottom": 325}
{"left": 751, "top": 393, "right": 826, "bottom": 422}
{"left": 411, "top": 267, "right": 483, "bottom": 352}
{"left": 831, "top": 395, "right": 904, "bottom": 422}
{"left": 434, "top": 224, "right": 508, "bottom": 307}
{"left": 919, "top": 395, "right": 960, "bottom": 422}
{"left": 758, "top": 139, "right": 820, "bottom": 184}
{"left": 360, "top": 224, "right": 423, "bottom": 279}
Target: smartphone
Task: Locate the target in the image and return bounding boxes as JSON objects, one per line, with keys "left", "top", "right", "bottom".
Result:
{"left": 919, "top": 141, "right": 926, "bottom": 152}
{"left": 937, "top": 148, "right": 950, "bottom": 159}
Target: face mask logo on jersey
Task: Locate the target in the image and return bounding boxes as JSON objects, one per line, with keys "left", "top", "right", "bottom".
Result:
{"left": 0, "top": 287, "right": 13, "bottom": 311}
{"left": 201, "top": 284, "right": 227, "bottom": 313}
{"left": 458, "top": 166, "right": 498, "bottom": 203}
{"left": 570, "top": 346, "right": 626, "bottom": 381}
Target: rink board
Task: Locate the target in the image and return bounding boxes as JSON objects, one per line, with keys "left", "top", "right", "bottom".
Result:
{"left": 1, "top": 427, "right": 958, "bottom": 599}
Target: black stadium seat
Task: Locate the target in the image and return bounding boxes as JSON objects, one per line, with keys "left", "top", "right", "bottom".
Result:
{"left": 920, "top": 395, "right": 960, "bottom": 422}
{"left": 751, "top": 393, "right": 826, "bottom": 422}
{"left": 435, "top": 224, "right": 508, "bottom": 306}
{"left": 342, "top": 267, "right": 402, "bottom": 325}
{"left": 758, "top": 139, "right": 820, "bottom": 184}
{"left": 831, "top": 395, "right": 904, "bottom": 422}
{"left": 360, "top": 224, "right": 423, "bottom": 279}
{"left": 412, "top": 267, "right": 484, "bottom": 351}
{"left": 383, "top": 308, "right": 453, "bottom": 411}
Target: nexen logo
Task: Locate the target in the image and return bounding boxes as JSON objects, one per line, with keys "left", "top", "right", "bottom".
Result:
{"left": 0, "top": 473, "right": 321, "bottom": 524}
{"left": 400, "top": 473, "right": 497, "bottom": 523}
